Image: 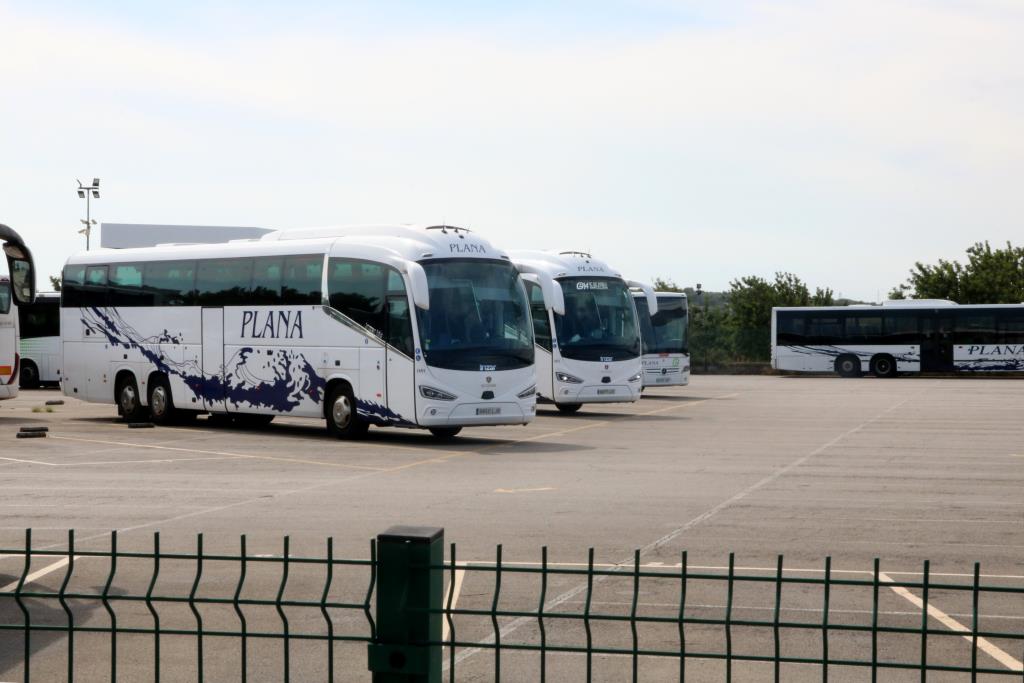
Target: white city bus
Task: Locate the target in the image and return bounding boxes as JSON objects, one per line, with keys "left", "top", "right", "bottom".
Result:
{"left": 772, "top": 300, "right": 1024, "bottom": 377}
{"left": 1, "top": 224, "right": 37, "bottom": 400}
{"left": 61, "top": 224, "right": 543, "bottom": 438}
{"left": 633, "top": 291, "right": 689, "bottom": 388}
{"left": 18, "top": 292, "right": 61, "bottom": 388}
{"left": 509, "top": 250, "right": 657, "bottom": 413}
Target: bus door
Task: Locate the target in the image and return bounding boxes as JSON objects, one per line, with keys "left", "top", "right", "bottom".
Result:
{"left": 920, "top": 312, "right": 954, "bottom": 372}
{"left": 385, "top": 293, "right": 416, "bottom": 424}
{"left": 201, "top": 307, "right": 227, "bottom": 411}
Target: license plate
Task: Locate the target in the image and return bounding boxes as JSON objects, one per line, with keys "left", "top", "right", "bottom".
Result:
{"left": 476, "top": 407, "right": 501, "bottom": 415}
{"left": 596, "top": 388, "right": 615, "bottom": 395}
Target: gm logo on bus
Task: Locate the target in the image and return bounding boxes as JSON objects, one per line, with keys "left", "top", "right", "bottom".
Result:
{"left": 577, "top": 281, "right": 609, "bottom": 290}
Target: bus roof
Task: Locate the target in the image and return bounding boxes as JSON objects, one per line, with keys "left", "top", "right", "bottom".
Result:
{"left": 773, "top": 301, "right": 1024, "bottom": 312}
{"left": 63, "top": 224, "right": 513, "bottom": 267}
{"left": 505, "top": 250, "right": 625, "bottom": 281}
{"left": 633, "top": 290, "right": 687, "bottom": 300}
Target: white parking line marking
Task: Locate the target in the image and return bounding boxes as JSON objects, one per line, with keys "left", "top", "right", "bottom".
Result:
{"left": 442, "top": 564, "right": 466, "bottom": 643}
{"left": 0, "top": 557, "right": 77, "bottom": 593}
{"left": 881, "top": 571, "right": 1023, "bottom": 672}
{"left": 493, "top": 487, "right": 556, "bottom": 494}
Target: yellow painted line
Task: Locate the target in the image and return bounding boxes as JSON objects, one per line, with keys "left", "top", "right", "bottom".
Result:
{"left": 881, "top": 571, "right": 1023, "bottom": 672}
{"left": 494, "top": 487, "right": 556, "bottom": 494}
{"left": 49, "top": 435, "right": 388, "bottom": 471}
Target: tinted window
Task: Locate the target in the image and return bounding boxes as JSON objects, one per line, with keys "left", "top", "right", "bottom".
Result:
{"left": 282, "top": 255, "right": 323, "bottom": 304}
{"left": 196, "top": 258, "right": 253, "bottom": 306}
{"left": 0, "top": 280, "right": 10, "bottom": 315}
{"left": 386, "top": 296, "right": 415, "bottom": 357}
{"left": 845, "top": 314, "right": 882, "bottom": 344}
{"left": 776, "top": 311, "right": 807, "bottom": 345}
{"left": 807, "top": 315, "right": 843, "bottom": 344}
{"left": 60, "top": 265, "right": 86, "bottom": 308}
{"left": 955, "top": 312, "right": 996, "bottom": 345}
{"left": 144, "top": 260, "right": 196, "bottom": 306}
{"left": 19, "top": 299, "right": 60, "bottom": 337}
{"left": 997, "top": 310, "right": 1024, "bottom": 344}
{"left": 109, "top": 263, "right": 151, "bottom": 306}
{"left": 525, "top": 281, "right": 552, "bottom": 351}
{"left": 81, "top": 266, "right": 109, "bottom": 307}
{"left": 251, "top": 257, "right": 283, "bottom": 305}
{"left": 328, "top": 259, "right": 386, "bottom": 335}
{"left": 882, "top": 311, "right": 920, "bottom": 344}
{"left": 555, "top": 277, "right": 639, "bottom": 361}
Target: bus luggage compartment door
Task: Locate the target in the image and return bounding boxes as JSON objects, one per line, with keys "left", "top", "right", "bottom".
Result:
{"left": 201, "top": 308, "right": 227, "bottom": 411}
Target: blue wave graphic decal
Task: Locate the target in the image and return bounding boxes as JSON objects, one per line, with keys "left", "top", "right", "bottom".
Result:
{"left": 357, "top": 399, "right": 416, "bottom": 427}
{"left": 955, "top": 358, "right": 1024, "bottom": 371}
{"left": 82, "top": 307, "right": 327, "bottom": 414}
{"left": 786, "top": 345, "right": 918, "bottom": 363}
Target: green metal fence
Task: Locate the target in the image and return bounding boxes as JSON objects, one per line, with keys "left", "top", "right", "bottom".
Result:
{"left": 1, "top": 526, "right": 1022, "bottom": 681}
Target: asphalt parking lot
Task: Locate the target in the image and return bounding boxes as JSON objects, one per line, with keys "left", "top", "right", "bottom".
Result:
{"left": 1, "top": 375, "right": 1022, "bottom": 680}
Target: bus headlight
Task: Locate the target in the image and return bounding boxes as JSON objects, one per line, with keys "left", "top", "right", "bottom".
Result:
{"left": 517, "top": 384, "right": 536, "bottom": 399}
{"left": 419, "top": 385, "right": 456, "bottom": 401}
{"left": 555, "top": 372, "right": 583, "bottom": 384}
{"left": 628, "top": 373, "right": 642, "bottom": 382}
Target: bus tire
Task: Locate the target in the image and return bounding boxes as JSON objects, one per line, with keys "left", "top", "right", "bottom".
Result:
{"left": 326, "top": 384, "right": 369, "bottom": 440}
{"left": 871, "top": 354, "right": 898, "bottom": 378}
{"left": 116, "top": 374, "right": 148, "bottom": 422}
{"left": 147, "top": 376, "right": 178, "bottom": 425}
{"left": 556, "top": 403, "right": 583, "bottom": 414}
{"left": 428, "top": 427, "right": 462, "bottom": 440}
{"left": 19, "top": 360, "right": 40, "bottom": 389}
{"left": 835, "top": 355, "right": 861, "bottom": 378}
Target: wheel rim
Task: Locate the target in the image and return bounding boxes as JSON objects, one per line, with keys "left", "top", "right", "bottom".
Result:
{"left": 120, "top": 385, "right": 138, "bottom": 413}
{"left": 841, "top": 359, "right": 855, "bottom": 373}
{"left": 878, "top": 360, "right": 891, "bottom": 374}
{"left": 151, "top": 386, "right": 168, "bottom": 417}
{"left": 332, "top": 395, "right": 353, "bottom": 429}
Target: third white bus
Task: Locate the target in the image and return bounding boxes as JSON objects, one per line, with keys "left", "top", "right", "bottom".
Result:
{"left": 17, "top": 292, "right": 60, "bottom": 388}
{"left": 634, "top": 291, "right": 690, "bottom": 388}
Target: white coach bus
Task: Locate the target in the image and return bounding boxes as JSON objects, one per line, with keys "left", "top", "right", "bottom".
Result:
{"left": 1, "top": 224, "right": 37, "bottom": 400}
{"left": 772, "top": 300, "right": 1024, "bottom": 377}
{"left": 509, "top": 250, "right": 657, "bottom": 413}
{"left": 61, "top": 225, "right": 543, "bottom": 438}
{"left": 633, "top": 291, "right": 690, "bottom": 388}
{"left": 17, "top": 292, "right": 61, "bottom": 388}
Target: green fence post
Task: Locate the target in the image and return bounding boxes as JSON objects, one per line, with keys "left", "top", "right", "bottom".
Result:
{"left": 368, "top": 526, "right": 443, "bottom": 683}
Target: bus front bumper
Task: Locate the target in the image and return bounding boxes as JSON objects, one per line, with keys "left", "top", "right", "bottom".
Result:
{"left": 418, "top": 401, "right": 534, "bottom": 427}
{"left": 555, "top": 384, "right": 639, "bottom": 404}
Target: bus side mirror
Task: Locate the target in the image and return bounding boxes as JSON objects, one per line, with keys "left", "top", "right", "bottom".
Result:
{"left": 3, "top": 244, "right": 36, "bottom": 306}
{"left": 627, "top": 280, "right": 658, "bottom": 316}
{"left": 405, "top": 261, "right": 430, "bottom": 310}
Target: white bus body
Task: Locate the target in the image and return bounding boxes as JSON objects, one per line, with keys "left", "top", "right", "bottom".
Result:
{"left": 17, "top": 292, "right": 61, "bottom": 387}
{"left": 1, "top": 224, "right": 37, "bottom": 400}
{"left": 61, "top": 225, "right": 541, "bottom": 438}
{"left": 772, "top": 301, "right": 1024, "bottom": 377}
{"left": 509, "top": 250, "right": 657, "bottom": 413}
{"left": 634, "top": 291, "right": 689, "bottom": 388}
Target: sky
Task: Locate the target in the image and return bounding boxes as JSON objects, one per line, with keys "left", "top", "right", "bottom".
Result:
{"left": 1, "top": 0, "right": 1022, "bottom": 301}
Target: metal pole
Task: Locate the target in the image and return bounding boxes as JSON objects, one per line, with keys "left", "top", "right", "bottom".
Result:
{"left": 86, "top": 193, "right": 90, "bottom": 250}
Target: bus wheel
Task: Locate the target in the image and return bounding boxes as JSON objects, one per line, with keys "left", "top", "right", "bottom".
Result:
{"left": 556, "top": 403, "right": 583, "bottom": 414}
{"left": 148, "top": 377, "right": 178, "bottom": 425}
{"left": 871, "top": 355, "right": 897, "bottom": 378}
{"left": 19, "top": 361, "right": 40, "bottom": 389}
{"left": 835, "top": 355, "right": 861, "bottom": 378}
{"left": 326, "top": 385, "right": 369, "bottom": 440}
{"left": 116, "top": 375, "right": 147, "bottom": 422}
{"left": 429, "top": 427, "right": 462, "bottom": 440}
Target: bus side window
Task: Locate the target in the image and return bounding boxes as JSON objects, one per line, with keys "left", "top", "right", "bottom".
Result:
{"left": 776, "top": 312, "right": 806, "bottom": 345}
{"left": 525, "top": 281, "right": 552, "bottom": 351}
{"left": 110, "top": 263, "right": 151, "bottom": 306}
{"left": 282, "top": 255, "right": 324, "bottom": 305}
{"left": 955, "top": 313, "right": 996, "bottom": 345}
{"left": 0, "top": 280, "right": 10, "bottom": 314}
{"left": 251, "top": 257, "right": 283, "bottom": 305}
{"left": 998, "top": 311, "right": 1024, "bottom": 344}
{"left": 83, "top": 266, "right": 109, "bottom": 308}
{"left": 61, "top": 264, "right": 87, "bottom": 308}
{"left": 195, "top": 258, "right": 253, "bottom": 306}
{"left": 386, "top": 295, "right": 415, "bottom": 357}
{"left": 143, "top": 260, "right": 196, "bottom": 306}
{"left": 328, "top": 258, "right": 386, "bottom": 337}
{"left": 807, "top": 315, "right": 843, "bottom": 345}
{"left": 882, "top": 312, "right": 917, "bottom": 344}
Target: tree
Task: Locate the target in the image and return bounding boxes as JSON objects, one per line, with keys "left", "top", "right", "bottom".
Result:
{"left": 49, "top": 275, "right": 62, "bottom": 292}
{"left": 892, "top": 241, "right": 1023, "bottom": 303}
{"left": 728, "top": 272, "right": 832, "bottom": 361}
{"left": 652, "top": 277, "right": 683, "bottom": 293}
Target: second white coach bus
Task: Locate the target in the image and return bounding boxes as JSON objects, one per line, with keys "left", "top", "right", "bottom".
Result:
{"left": 772, "top": 300, "right": 1024, "bottom": 377}
{"left": 17, "top": 292, "right": 60, "bottom": 388}
{"left": 1, "top": 224, "right": 37, "bottom": 400}
{"left": 509, "top": 250, "right": 657, "bottom": 413}
{"left": 61, "top": 225, "right": 543, "bottom": 438}
{"left": 634, "top": 291, "right": 690, "bottom": 388}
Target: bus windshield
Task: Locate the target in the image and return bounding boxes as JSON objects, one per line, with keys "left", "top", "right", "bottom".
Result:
{"left": 416, "top": 259, "right": 534, "bottom": 371}
{"left": 556, "top": 277, "right": 640, "bottom": 361}
{"left": 637, "top": 296, "right": 688, "bottom": 354}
